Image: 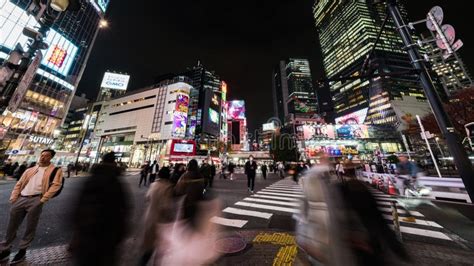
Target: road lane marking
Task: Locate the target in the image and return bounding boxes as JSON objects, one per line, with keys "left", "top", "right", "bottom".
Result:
{"left": 210, "top": 216, "right": 248, "bottom": 228}
{"left": 223, "top": 207, "right": 273, "bottom": 219}
{"left": 257, "top": 191, "right": 305, "bottom": 198}
{"left": 377, "top": 206, "right": 424, "bottom": 217}
{"left": 382, "top": 214, "right": 443, "bottom": 228}
{"left": 262, "top": 189, "right": 303, "bottom": 195}
{"left": 251, "top": 194, "right": 301, "bottom": 202}
{"left": 389, "top": 225, "right": 452, "bottom": 241}
{"left": 235, "top": 201, "right": 300, "bottom": 214}
{"left": 243, "top": 197, "right": 301, "bottom": 207}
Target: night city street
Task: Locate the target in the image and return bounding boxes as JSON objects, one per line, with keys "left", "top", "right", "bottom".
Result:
{"left": 2, "top": 0, "right": 474, "bottom": 265}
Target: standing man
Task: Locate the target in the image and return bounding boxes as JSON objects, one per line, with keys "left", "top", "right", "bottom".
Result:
{"left": 245, "top": 156, "right": 257, "bottom": 193}
{"left": 261, "top": 163, "right": 268, "bottom": 180}
{"left": 0, "top": 149, "right": 63, "bottom": 264}
{"left": 139, "top": 161, "right": 150, "bottom": 188}
{"left": 149, "top": 160, "right": 159, "bottom": 184}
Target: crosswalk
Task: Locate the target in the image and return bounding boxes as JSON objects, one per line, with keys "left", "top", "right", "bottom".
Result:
{"left": 211, "top": 178, "right": 454, "bottom": 242}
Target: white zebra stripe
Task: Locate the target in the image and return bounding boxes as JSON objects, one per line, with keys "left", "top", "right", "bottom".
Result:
{"left": 257, "top": 191, "right": 305, "bottom": 198}
{"left": 243, "top": 197, "right": 301, "bottom": 207}
{"left": 382, "top": 214, "right": 443, "bottom": 228}
{"left": 235, "top": 201, "right": 300, "bottom": 214}
{"left": 251, "top": 194, "right": 301, "bottom": 202}
{"left": 210, "top": 216, "right": 248, "bottom": 228}
{"left": 223, "top": 207, "right": 273, "bottom": 219}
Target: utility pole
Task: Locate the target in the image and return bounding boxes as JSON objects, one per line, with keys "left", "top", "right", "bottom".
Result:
{"left": 387, "top": 0, "right": 474, "bottom": 201}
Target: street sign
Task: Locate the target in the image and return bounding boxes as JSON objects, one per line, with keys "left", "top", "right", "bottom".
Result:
{"left": 426, "top": 6, "right": 444, "bottom": 31}
{"left": 436, "top": 24, "right": 455, "bottom": 50}
{"left": 8, "top": 51, "right": 43, "bottom": 113}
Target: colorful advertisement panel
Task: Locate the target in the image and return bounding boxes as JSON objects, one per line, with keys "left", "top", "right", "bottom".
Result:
{"left": 335, "top": 108, "right": 369, "bottom": 125}
{"left": 175, "top": 93, "right": 189, "bottom": 113}
{"left": 336, "top": 124, "right": 369, "bottom": 139}
{"left": 227, "top": 100, "right": 246, "bottom": 120}
{"left": 209, "top": 109, "right": 219, "bottom": 125}
{"left": 172, "top": 111, "right": 187, "bottom": 138}
{"left": 302, "top": 124, "right": 336, "bottom": 140}
{"left": 170, "top": 140, "right": 196, "bottom": 156}
{"left": 1, "top": 1, "right": 79, "bottom": 76}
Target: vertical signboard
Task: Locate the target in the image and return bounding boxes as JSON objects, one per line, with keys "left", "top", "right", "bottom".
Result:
{"left": 8, "top": 52, "right": 43, "bottom": 113}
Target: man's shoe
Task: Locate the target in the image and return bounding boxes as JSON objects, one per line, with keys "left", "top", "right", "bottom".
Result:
{"left": 10, "top": 249, "right": 26, "bottom": 265}
{"left": 0, "top": 249, "right": 11, "bottom": 262}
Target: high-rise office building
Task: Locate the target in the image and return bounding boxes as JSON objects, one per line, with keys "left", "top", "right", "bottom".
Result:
{"left": 0, "top": 0, "right": 106, "bottom": 160}
{"left": 272, "top": 58, "right": 318, "bottom": 124}
{"left": 421, "top": 33, "right": 474, "bottom": 95}
{"left": 313, "top": 0, "right": 425, "bottom": 125}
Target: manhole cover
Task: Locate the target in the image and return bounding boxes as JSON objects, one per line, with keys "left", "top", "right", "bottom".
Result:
{"left": 214, "top": 235, "right": 247, "bottom": 254}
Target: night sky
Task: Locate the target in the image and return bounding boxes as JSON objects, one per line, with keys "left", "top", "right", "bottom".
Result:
{"left": 77, "top": 0, "right": 473, "bottom": 133}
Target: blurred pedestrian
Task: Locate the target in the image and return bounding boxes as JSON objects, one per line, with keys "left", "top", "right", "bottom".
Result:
{"left": 70, "top": 152, "right": 130, "bottom": 266}
{"left": 139, "top": 161, "right": 149, "bottom": 188}
{"left": 139, "top": 164, "right": 175, "bottom": 266}
{"left": 209, "top": 161, "right": 216, "bottom": 188}
{"left": 278, "top": 162, "right": 285, "bottom": 178}
{"left": 228, "top": 162, "right": 235, "bottom": 180}
{"left": 175, "top": 159, "right": 206, "bottom": 228}
{"left": 170, "top": 164, "right": 185, "bottom": 185}
{"left": 335, "top": 160, "right": 345, "bottom": 183}
{"left": 261, "top": 163, "right": 267, "bottom": 180}
{"left": 11, "top": 162, "right": 19, "bottom": 176}
{"left": 0, "top": 149, "right": 63, "bottom": 264}
{"left": 245, "top": 156, "right": 257, "bottom": 193}
{"left": 200, "top": 159, "right": 212, "bottom": 189}
{"left": 12, "top": 162, "right": 27, "bottom": 181}
{"left": 149, "top": 160, "right": 159, "bottom": 184}
{"left": 67, "top": 162, "right": 74, "bottom": 178}
{"left": 219, "top": 162, "right": 227, "bottom": 179}
{"left": 2, "top": 159, "right": 12, "bottom": 177}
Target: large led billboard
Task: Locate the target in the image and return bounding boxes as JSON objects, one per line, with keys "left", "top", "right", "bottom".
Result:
{"left": 175, "top": 93, "right": 189, "bottom": 113}
{"left": 100, "top": 72, "right": 130, "bottom": 90}
{"left": 335, "top": 124, "right": 369, "bottom": 139}
{"left": 209, "top": 109, "right": 219, "bottom": 125}
{"left": 227, "top": 100, "right": 246, "bottom": 120}
{"left": 0, "top": 1, "right": 79, "bottom": 77}
{"left": 335, "top": 108, "right": 369, "bottom": 125}
{"left": 302, "top": 124, "right": 335, "bottom": 140}
{"left": 171, "top": 112, "right": 188, "bottom": 138}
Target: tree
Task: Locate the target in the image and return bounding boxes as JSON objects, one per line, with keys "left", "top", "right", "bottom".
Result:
{"left": 270, "top": 133, "right": 299, "bottom": 162}
{"left": 410, "top": 87, "right": 474, "bottom": 137}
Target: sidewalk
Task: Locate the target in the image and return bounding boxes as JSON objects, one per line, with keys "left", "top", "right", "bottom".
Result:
{"left": 3, "top": 229, "right": 474, "bottom": 266}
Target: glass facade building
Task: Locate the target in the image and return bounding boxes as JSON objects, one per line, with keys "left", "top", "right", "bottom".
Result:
{"left": 313, "top": 0, "right": 425, "bottom": 125}
{"left": 0, "top": 0, "right": 105, "bottom": 160}
{"left": 272, "top": 58, "right": 317, "bottom": 124}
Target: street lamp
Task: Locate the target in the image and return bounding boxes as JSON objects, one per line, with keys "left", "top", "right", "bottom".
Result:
{"left": 99, "top": 19, "right": 109, "bottom": 28}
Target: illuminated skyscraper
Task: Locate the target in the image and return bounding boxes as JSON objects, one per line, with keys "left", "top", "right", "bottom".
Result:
{"left": 0, "top": 0, "right": 107, "bottom": 159}
{"left": 421, "top": 33, "right": 474, "bottom": 95}
{"left": 272, "top": 58, "right": 318, "bottom": 124}
{"left": 313, "top": 0, "right": 425, "bottom": 125}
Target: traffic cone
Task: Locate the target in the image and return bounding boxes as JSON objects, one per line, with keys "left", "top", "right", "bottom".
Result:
{"left": 388, "top": 180, "right": 397, "bottom": 195}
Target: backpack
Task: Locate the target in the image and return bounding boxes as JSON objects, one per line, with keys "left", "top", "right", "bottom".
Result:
{"left": 48, "top": 167, "right": 64, "bottom": 198}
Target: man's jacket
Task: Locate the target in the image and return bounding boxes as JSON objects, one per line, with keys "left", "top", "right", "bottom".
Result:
{"left": 10, "top": 165, "right": 63, "bottom": 203}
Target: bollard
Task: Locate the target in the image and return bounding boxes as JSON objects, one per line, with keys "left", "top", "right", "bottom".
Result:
{"left": 391, "top": 201, "right": 403, "bottom": 242}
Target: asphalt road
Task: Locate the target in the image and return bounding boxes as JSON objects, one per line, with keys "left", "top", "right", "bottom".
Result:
{"left": 1, "top": 169, "right": 474, "bottom": 253}
{"left": 0, "top": 171, "right": 287, "bottom": 251}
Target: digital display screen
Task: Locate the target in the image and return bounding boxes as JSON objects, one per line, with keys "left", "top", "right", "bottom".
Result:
{"left": 209, "top": 109, "right": 219, "bottom": 124}
{"left": 175, "top": 93, "right": 189, "bottom": 113}
{"left": 335, "top": 108, "right": 369, "bottom": 125}
{"left": 172, "top": 112, "right": 188, "bottom": 138}
{"left": 227, "top": 100, "right": 246, "bottom": 120}
{"left": 0, "top": 1, "right": 79, "bottom": 76}
{"left": 336, "top": 124, "right": 369, "bottom": 139}
{"left": 100, "top": 72, "right": 130, "bottom": 90}
{"left": 173, "top": 143, "right": 194, "bottom": 153}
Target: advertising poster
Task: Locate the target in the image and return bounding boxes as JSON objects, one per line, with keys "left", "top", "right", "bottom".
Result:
{"left": 303, "top": 124, "right": 336, "bottom": 140}
{"left": 336, "top": 124, "right": 369, "bottom": 139}
{"left": 172, "top": 112, "right": 188, "bottom": 138}
{"left": 227, "top": 100, "right": 246, "bottom": 120}
{"left": 175, "top": 93, "right": 189, "bottom": 113}
{"left": 335, "top": 108, "right": 369, "bottom": 125}
{"left": 209, "top": 109, "right": 219, "bottom": 124}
